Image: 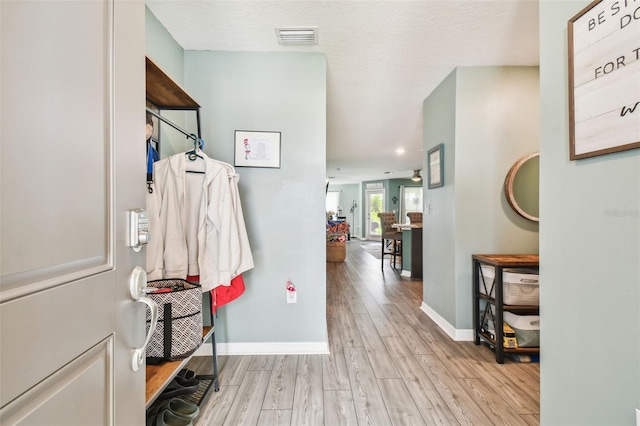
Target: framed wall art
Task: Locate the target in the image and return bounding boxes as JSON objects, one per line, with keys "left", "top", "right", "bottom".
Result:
{"left": 427, "top": 143, "right": 444, "bottom": 189}
{"left": 234, "top": 130, "right": 281, "bottom": 168}
{"left": 568, "top": 0, "right": 640, "bottom": 160}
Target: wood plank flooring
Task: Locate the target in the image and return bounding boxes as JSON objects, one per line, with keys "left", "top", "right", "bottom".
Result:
{"left": 188, "top": 240, "right": 540, "bottom": 425}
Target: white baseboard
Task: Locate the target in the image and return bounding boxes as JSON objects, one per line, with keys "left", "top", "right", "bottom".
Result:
{"left": 420, "top": 302, "right": 474, "bottom": 341}
{"left": 194, "top": 341, "right": 330, "bottom": 356}
{"left": 401, "top": 270, "right": 411, "bottom": 277}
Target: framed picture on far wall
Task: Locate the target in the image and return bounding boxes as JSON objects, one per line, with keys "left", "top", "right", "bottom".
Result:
{"left": 427, "top": 143, "right": 444, "bottom": 189}
{"left": 234, "top": 130, "right": 281, "bottom": 168}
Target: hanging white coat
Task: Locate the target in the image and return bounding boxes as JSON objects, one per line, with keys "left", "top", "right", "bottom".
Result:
{"left": 146, "top": 150, "right": 253, "bottom": 293}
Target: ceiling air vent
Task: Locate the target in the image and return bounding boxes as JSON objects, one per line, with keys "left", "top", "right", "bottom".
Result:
{"left": 275, "top": 27, "right": 318, "bottom": 45}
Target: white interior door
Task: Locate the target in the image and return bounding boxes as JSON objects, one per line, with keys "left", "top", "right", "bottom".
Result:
{"left": 0, "top": 1, "right": 145, "bottom": 425}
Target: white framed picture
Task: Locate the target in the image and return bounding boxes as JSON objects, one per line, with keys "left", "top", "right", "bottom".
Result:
{"left": 234, "top": 130, "right": 281, "bottom": 168}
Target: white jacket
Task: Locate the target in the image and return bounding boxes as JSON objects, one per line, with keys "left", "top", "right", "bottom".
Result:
{"left": 146, "top": 150, "right": 253, "bottom": 292}
{"left": 210, "top": 158, "right": 254, "bottom": 276}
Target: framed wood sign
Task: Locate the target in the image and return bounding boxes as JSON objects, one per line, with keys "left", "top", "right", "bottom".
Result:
{"left": 568, "top": 0, "right": 640, "bottom": 160}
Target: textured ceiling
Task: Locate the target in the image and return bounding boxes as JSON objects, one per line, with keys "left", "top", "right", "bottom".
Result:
{"left": 146, "top": 0, "right": 540, "bottom": 183}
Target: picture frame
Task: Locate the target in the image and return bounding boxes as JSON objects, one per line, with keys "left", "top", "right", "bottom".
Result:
{"left": 568, "top": 0, "right": 640, "bottom": 160}
{"left": 234, "top": 130, "right": 281, "bottom": 168}
{"left": 427, "top": 143, "right": 444, "bottom": 189}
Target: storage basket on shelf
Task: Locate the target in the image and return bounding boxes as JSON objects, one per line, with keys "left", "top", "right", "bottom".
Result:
{"left": 145, "top": 279, "right": 203, "bottom": 364}
{"left": 504, "top": 311, "right": 540, "bottom": 347}
{"left": 479, "top": 266, "right": 539, "bottom": 305}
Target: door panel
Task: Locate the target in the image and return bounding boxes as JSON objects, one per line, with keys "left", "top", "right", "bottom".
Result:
{"left": 0, "top": 337, "right": 113, "bottom": 425}
{"left": 0, "top": 273, "right": 114, "bottom": 406}
{"left": 0, "top": 1, "right": 145, "bottom": 424}
{"left": 1, "top": 0, "right": 110, "bottom": 294}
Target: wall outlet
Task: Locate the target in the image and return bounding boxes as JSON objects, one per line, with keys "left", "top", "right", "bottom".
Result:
{"left": 286, "top": 281, "right": 297, "bottom": 303}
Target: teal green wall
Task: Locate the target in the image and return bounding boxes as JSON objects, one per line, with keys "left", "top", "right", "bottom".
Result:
{"left": 145, "top": 7, "right": 189, "bottom": 158}
{"left": 360, "top": 178, "right": 419, "bottom": 238}
{"left": 146, "top": 12, "right": 328, "bottom": 347}
{"left": 184, "top": 51, "right": 327, "bottom": 345}
{"left": 145, "top": 6, "right": 183, "bottom": 86}
{"left": 423, "top": 66, "right": 540, "bottom": 332}
{"left": 422, "top": 70, "right": 458, "bottom": 326}
{"left": 540, "top": 1, "right": 640, "bottom": 423}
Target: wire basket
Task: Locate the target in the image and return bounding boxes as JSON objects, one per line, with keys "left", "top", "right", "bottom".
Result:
{"left": 326, "top": 241, "right": 346, "bottom": 262}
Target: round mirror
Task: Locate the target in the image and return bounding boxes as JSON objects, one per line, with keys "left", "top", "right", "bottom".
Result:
{"left": 504, "top": 152, "right": 539, "bottom": 222}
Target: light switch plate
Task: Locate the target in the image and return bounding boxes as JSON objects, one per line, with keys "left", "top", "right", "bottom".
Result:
{"left": 287, "top": 290, "right": 297, "bottom": 303}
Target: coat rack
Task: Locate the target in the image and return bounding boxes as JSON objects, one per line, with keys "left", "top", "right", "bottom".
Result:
{"left": 146, "top": 108, "right": 198, "bottom": 142}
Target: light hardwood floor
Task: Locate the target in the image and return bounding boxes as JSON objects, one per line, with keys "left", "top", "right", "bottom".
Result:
{"left": 188, "top": 240, "right": 540, "bottom": 425}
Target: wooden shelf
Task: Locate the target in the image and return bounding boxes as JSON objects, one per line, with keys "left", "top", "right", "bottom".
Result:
{"left": 146, "top": 56, "right": 199, "bottom": 109}
{"left": 472, "top": 254, "right": 539, "bottom": 267}
{"left": 145, "top": 326, "right": 214, "bottom": 408}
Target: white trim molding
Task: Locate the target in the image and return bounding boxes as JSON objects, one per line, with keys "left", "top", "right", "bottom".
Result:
{"left": 420, "top": 302, "right": 474, "bottom": 341}
{"left": 195, "top": 341, "right": 330, "bottom": 357}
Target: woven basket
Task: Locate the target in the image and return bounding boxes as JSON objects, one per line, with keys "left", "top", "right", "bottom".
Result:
{"left": 326, "top": 241, "right": 346, "bottom": 262}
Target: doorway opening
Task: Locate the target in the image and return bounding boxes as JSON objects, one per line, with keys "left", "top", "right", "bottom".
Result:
{"left": 365, "top": 189, "right": 384, "bottom": 240}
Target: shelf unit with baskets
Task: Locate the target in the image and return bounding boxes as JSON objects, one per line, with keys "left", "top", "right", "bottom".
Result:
{"left": 472, "top": 254, "right": 539, "bottom": 363}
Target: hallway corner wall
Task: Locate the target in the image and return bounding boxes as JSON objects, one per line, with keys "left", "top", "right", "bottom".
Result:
{"left": 423, "top": 66, "right": 539, "bottom": 336}
{"left": 540, "top": 1, "right": 640, "bottom": 423}
{"left": 184, "top": 51, "right": 328, "bottom": 349}
{"left": 145, "top": 6, "right": 189, "bottom": 158}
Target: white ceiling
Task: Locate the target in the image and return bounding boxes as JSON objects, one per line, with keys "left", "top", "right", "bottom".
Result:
{"left": 146, "top": 0, "right": 540, "bottom": 184}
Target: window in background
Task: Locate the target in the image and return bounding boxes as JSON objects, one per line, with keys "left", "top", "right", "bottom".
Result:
{"left": 400, "top": 186, "right": 423, "bottom": 222}
{"left": 326, "top": 190, "right": 340, "bottom": 218}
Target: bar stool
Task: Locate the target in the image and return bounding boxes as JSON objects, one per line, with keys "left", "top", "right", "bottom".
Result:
{"left": 407, "top": 212, "right": 422, "bottom": 224}
{"left": 378, "top": 212, "right": 402, "bottom": 270}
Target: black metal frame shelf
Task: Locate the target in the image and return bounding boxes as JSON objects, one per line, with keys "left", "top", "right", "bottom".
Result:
{"left": 472, "top": 254, "right": 539, "bottom": 363}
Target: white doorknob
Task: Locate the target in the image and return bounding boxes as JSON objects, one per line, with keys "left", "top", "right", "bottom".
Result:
{"left": 129, "top": 266, "right": 157, "bottom": 372}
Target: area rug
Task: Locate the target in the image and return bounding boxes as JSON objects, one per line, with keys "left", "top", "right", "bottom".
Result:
{"left": 361, "top": 242, "right": 382, "bottom": 259}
